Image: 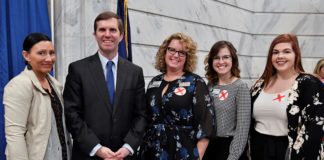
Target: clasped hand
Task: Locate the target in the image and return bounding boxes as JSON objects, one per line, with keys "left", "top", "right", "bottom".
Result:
{"left": 96, "top": 146, "right": 130, "bottom": 160}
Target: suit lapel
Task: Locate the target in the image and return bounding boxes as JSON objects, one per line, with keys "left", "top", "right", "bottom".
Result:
{"left": 88, "top": 53, "right": 113, "bottom": 112}
{"left": 113, "top": 57, "right": 127, "bottom": 114}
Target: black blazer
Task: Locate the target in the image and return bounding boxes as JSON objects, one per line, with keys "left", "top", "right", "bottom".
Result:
{"left": 63, "top": 53, "right": 147, "bottom": 160}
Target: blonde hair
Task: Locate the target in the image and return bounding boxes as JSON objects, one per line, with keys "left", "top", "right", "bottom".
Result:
{"left": 314, "top": 58, "right": 324, "bottom": 75}
{"left": 155, "top": 33, "right": 197, "bottom": 73}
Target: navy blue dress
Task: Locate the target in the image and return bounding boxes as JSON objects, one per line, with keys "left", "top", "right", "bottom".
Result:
{"left": 139, "top": 72, "right": 215, "bottom": 160}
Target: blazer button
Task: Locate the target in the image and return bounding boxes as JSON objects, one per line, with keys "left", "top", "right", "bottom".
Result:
{"left": 113, "top": 118, "right": 117, "bottom": 122}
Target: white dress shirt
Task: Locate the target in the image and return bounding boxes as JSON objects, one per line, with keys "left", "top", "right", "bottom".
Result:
{"left": 89, "top": 51, "right": 134, "bottom": 156}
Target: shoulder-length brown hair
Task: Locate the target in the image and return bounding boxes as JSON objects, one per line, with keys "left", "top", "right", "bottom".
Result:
{"left": 155, "top": 33, "right": 197, "bottom": 73}
{"left": 261, "top": 33, "right": 304, "bottom": 86}
{"left": 204, "top": 41, "right": 240, "bottom": 84}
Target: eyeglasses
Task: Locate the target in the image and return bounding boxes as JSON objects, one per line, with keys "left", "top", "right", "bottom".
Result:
{"left": 167, "top": 47, "right": 187, "bottom": 57}
{"left": 213, "top": 55, "right": 231, "bottom": 61}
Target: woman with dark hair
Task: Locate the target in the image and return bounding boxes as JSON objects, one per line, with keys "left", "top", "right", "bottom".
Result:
{"left": 203, "top": 41, "right": 251, "bottom": 160}
{"left": 3, "top": 33, "right": 72, "bottom": 160}
{"left": 250, "top": 33, "right": 324, "bottom": 160}
{"left": 139, "top": 33, "right": 215, "bottom": 160}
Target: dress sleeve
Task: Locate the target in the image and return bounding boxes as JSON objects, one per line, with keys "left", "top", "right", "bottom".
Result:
{"left": 4, "top": 77, "right": 32, "bottom": 159}
{"left": 290, "top": 76, "right": 324, "bottom": 159}
{"left": 192, "top": 77, "right": 215, "bottom": 140}
{"left": 228, "top": 82, "right": 251, "bottom": 160}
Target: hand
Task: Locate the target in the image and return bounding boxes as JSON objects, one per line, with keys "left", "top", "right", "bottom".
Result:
{"left": 95, "top": 146, "right": 116, "bottom": 159}
{"left": 114, "top": 147, "right": 131, "bottom": 159}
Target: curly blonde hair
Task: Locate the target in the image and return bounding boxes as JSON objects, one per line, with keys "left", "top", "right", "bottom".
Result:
{"left": 155, "top": 33, "right": 197, "bottom": 73}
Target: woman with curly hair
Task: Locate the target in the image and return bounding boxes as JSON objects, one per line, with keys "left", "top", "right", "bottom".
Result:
{"left": 250, "top": 34, "right": 324, "bottom": 160}
{"left": 139, "top": 33, "right": 215, "bottom": 160}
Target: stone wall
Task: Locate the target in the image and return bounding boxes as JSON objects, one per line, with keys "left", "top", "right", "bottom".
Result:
{"left": 53, "top": 0, "right": 324, "bottom": 86}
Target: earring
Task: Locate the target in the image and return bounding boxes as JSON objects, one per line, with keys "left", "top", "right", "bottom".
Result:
{"left": 27, "top": 63, "right": 32, "bottom": 70}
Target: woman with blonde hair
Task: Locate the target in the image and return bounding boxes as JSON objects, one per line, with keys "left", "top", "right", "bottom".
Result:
{"left": 139, "top": 33, "right": 215, "bottom": 160}
{"left": 313, "top": 58, "right": 324, "bottom": 84}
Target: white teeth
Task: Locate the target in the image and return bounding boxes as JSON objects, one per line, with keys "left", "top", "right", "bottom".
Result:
{"left": 103, "top": 40, "right": 112, "bottom": 43}
{"left": 276, "top": 61, "right": 286, "bottom": 64}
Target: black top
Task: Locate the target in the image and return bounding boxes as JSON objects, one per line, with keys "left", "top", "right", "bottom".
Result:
{"left": 45, "top": 81, "right": 67, "bottom": 160}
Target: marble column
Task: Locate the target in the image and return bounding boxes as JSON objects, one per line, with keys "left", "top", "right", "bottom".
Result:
{"left": 53, "top": 0, "right": 116, "bottom": 83}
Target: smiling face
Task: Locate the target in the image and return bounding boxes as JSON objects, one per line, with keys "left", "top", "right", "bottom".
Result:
{"left": 271, "top": 42, "right": 296, "bottom": 74}
{"left": 23, "top": 41, "right": 55, "bottom": 77}
{"left": 212, "top": 47, "right": 233, "bottom": 77}
{"left": 94, "top": 18, "right": 123, "bottom": 58}
{"left": 165, "top": 39, "right": 187, "bottom": 72}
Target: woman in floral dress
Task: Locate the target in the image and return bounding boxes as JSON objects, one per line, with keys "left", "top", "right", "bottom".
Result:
{"left": 139, "top": 33, "right": 215, "bottom": 160}
{"left": 250, "top": 33, "right": 324, "bottom": 160}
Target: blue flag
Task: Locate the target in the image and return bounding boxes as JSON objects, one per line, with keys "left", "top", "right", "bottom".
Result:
{"left": 0, "top": 0, "right": 51, "bottom": 159}
{"left": 117, "top": 0, "right": 132, "bottom": 61}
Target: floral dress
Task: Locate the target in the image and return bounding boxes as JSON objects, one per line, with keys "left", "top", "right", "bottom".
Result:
{"left": 139, "top": 72, "right": 215, "bottom": 160}
{"left": 250, "top": 73, "right": 324, "bottom": 160}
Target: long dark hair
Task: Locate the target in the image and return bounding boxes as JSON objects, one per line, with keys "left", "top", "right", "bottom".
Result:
{"left": 260, "top": 34, "right": 304, "bottom": 87}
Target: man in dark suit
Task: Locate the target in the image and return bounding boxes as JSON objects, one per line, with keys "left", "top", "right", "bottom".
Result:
{"left": 63, "top": 11, "right": 147, "bottom": 160}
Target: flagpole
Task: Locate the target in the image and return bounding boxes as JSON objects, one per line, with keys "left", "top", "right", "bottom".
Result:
{"left": 124, "top": 0, "right": 128, "bottom": 56}
{"left": 50, "top": 0, "right": 54, "bottom": 44}
{"left": 50, "top": 0, "right": 56, "bottom": 76}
